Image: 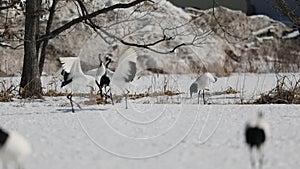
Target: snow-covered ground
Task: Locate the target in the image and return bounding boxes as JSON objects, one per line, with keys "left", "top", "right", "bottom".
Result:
{"left": 0, "top": 73, "right": 300, "bottom": 169}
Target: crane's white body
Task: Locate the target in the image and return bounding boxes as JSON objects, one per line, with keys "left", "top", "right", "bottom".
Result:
{"left": 190, "top": 72, "right": 217, "bottom": 95}
{"left": 85, "top": 54, "right": 112, "bottom": 82}
{"left": 190, "top": 72, "right": 217, "bottom": 104}
{"left": 59, "top": 56, "right": 106, "bottom": 112}
{"left": 0, "top": 130, "right": 31, "bottom": 169}
{"left": 60, "top": 48, "right": 138, "bottom": 109}
{"left": 85, "top": 62, "right": 106, "bottom": 83}
{"left": 86, "top": 66, "right": 114, "bottom": 83}
{"left": 111, "top": 48, "right": 138, "bottom": 93}
{"left": 104, "top": 48, "right": 138, "bottom": 109}
{"left": 83, "top": 49, "right": 137, "bottom": 94}
{"left": 59, "top": 57, "right": 101, "bottom": 93}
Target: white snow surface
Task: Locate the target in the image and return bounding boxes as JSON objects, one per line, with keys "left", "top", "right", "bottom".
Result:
{"left": 0, "top": 73, "right": 300, "bottom": 169}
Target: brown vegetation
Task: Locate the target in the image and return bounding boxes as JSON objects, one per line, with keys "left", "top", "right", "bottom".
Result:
{"left": 255, "top": 75, "right": 300, "bottom": 104}
{"left": 43, "top": 90, "right": 68, "bottom": 97}
{"left": 0, "top": 80, "right": 17, "bottom": 102}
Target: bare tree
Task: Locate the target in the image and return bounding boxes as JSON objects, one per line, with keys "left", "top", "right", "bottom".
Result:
{"left": 0, "top": 0, "right": 210, "bottom": 98}
{"left": 276, "top": 0, "right": 300, "bottom": 27}
{"left": 20, "top": 0, "right": 152, "bottom": 98}
{"left": 1, "top": 0, "right": 206, "bottom": 98}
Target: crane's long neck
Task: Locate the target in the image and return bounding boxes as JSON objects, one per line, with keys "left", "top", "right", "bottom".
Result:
{"left": 256, "top": 112, "right": 264, "bottom": 124}
{"left": 94, "top": 61, "right": 105, "bottom": 81}
{"left": 105, "top": 59, "right": 112, "bottom": 68}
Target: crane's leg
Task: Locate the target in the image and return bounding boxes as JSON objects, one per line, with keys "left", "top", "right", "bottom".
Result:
{"left": 67, "top": 93, "right": 75, "bottom": 113}
{"left": 197, "top": 90, "right": 201, "bottom": 104}
{"left": 248, "top": 147, "right": 255, "bottom": 169}
{"left": 99, "top": 87, "right": 104, "bottom": 98}
{"left": 258, "top": 148, "right": 264, "bottom": 169}
{"left": 17, "top": 163, "right": 23, "bottom": 169}
{"left": 95, "top": 80, "right": 102, "bottom": 97}
{"left": 202, "top": 90, "right": 207, "bottom": 104}
{"left": 125, "top": 90, "right": 129, "bottom": 109}
{"left": 3, "top": 162, "right": 7, "bottom": 169}
{"left": 125, "top": 93, "right": 128, "bottom": 109}
{"left": 108, "top": 87, "right": 114, "bottom": 105}
{"left": 103, "top": 85, "right": 108, "bottom": 102}
{"left": 67, "top": 93, "right": 82, "bottom": 113}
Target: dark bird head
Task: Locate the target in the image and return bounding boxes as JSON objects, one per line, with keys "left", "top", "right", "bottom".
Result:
{"left": 105, "top": 53, "right": 112, "bottom": 61}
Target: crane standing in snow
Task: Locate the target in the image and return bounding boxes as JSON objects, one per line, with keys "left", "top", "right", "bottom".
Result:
{"left": 85, "top": 54, "right": 113, "bottom": 81}
{"left": 87, "top": 49, "right": 137, "bottom": 108}
{"left": 105, "top": 48, "right": 138, "bottom": 109}
{"left": 59, "top": 55, "right": 107, "bottom": 112}
{"left": 189, "top": 72, "right": 217, "bottom": 104}
{"left": 95, "top": 56, "right": 113, "bottom": 103}
{"left": 245, "top": 112, "right": 270, "bottom": 169}
{"left": 60, "top": 48, "right": 137, "bottom": 110}
{"left": 0, "top": 127, "right": 31, "bottom": 169}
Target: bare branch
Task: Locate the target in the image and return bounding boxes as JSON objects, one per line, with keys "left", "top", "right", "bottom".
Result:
{"left": 0, "top": 42, "right": 23, "bottom": 49}
{"left": 85, "top": 19, "right": 201, "bottom": 54}
{"left": 0, "top": 3, "right": 14, "bottom": 10}
{"left": 36, "top": 0, "right": 210, "bottom": 55}
{"left": 39, "top": 0, "right": 59, "bottom": 75}
{"left": 276, "top": 0, "right": 300, "bottom": 27}
{"left": 38, "top": 0, "right": 149, "bottom": 42}
{"left": 0, "top": 0, "right": 25, "bottom": 11}
{"left": 71, "top": 0, "right": 197, "bottom": 54}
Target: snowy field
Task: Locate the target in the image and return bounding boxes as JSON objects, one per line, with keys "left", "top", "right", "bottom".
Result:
{"left": 0, "top": 73, "right": 300, "bottom": 169}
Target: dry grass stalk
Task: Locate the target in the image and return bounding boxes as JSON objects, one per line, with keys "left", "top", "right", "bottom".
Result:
{"left": 129, "top": 90, "right": 182, "bottom": 100}
{"left": 212, "top": 86, "right": 240, "bottom": 95}
{"left": 0, "top": 80, "right": 18, "bottom": 102}
{"left": 43, "top": 90, "right": 69, "bottom": 97}
{"left": 255, "top": 75, "right": 300, "bottom": 104}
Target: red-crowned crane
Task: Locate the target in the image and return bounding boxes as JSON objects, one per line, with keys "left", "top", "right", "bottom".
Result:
{"left": 189, "top": 72, "right": 217, "bottom": 104}
{"left": 59, "top": 55, "right": 108, "bottom": 112}
{"left": 0, "top": 127, "right": 31, "bottom": 169}
{"left": 245, "top": 112, "right": 270, "bottom": 169}
{"left": 107, "top": 48, "right": 138, "bottom": 109}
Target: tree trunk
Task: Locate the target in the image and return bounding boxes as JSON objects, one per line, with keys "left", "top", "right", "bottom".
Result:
{"left": 20, "top": 0, "right": 42, "bottom": 98}
{"left": 39, "top": 0, "right": 58, "bottom": 76}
